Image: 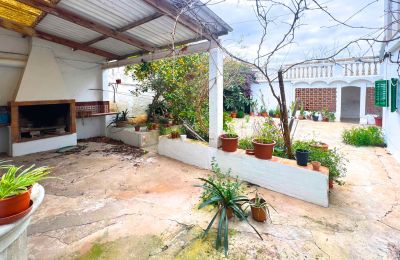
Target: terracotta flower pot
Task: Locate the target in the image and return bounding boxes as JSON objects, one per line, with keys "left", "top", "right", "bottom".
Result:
{"left": 116, "top": 79, "right": 122, "bottom": 84}
{"left": 261, "top": 112, "right": 268, "bottom": 117}
{"left": 0, "top": 189, "right": 31, "bottom": 218}
{"left": 135, "top": 126, "right": 140, "bottom": 131}
{"left": 311, "top": 161, "right": 321, "bottom": 171}
{"left": 249, "top": 112, "right": 254, "bottom": 116}
{"left": 231, "top": 112, "right": 237, "bottom": 118}
{"left": 311, "top": 142, "right": 329, "bottom": 151}
{"left": 322, "top": 117, "right": 329, "bottom": 122}
{"left": 250, "top": 198, "right": 267, "bottom": 222}
{"left": 116, "top": 121, "right": 129, "bottom": 127}
{"left": 252, "top": 140, "right": 276, "bottom": 160}
{"left": 329, "top": 179, "right": 334, "bottom": 189}
{"left": 246, "top": 149, "right": 255, "bottom": 155}
{"left": 220, "top": 134, "right": 238, "bottom": 152}
{"left": 226, "top": 207, "right": 234, "bottom": 219}
{"left": 298, "top": 115, "right": 304, "bottom": 120}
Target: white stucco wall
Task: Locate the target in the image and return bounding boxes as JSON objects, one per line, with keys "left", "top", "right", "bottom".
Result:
{"left": 107, "top": 68, "right": 153, "bottom": 118}
{"left": 381, "top": 42, "right": 400, "bottom": 163}
{"left": 0, "top": 28, "right": 107, "bottom": 153}
{"left": 251, "top": 81, "right": 295, "bottom": 112}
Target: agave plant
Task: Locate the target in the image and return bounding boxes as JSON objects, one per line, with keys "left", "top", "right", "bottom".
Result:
{"left": 0, "top": 163, "right": 51, "bottom": 199}
{"left": 198, "top": 161, "right": 263, "bottom": 255}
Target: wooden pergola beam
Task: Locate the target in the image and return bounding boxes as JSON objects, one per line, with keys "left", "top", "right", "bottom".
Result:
{"left": 102, "top": 40, "right": 213, "bottom": 69}
{"left": 84, "top": 12, "right": 163, "bottom": 46}
{"left": 0, "top": 17, "right": 119, "bottom": 60}
{"left": 16, "top": 0, "right": 155, "bottom": 52}
{"left": 141, "top": 0, "right": 214, "bottom": 41}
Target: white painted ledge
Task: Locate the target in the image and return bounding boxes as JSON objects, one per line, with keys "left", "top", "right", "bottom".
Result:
{"left": 10, "top": 133, "right": 77, "bottom": 157}
{"left": 0, "top": 184, "right": 45, "bottom": 258}
{"left": 107, "top": 126, "right": 159, "bottom": 148}
{"left": 158, "top": 136, "right": 329, "bottom": 207}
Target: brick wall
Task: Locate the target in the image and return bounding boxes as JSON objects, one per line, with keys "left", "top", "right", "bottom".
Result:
{"left": 366, "top": 87, "right": 382, "bottom": 115}
{"left": 295, "top": 88, "right": 336, "bottom": 112}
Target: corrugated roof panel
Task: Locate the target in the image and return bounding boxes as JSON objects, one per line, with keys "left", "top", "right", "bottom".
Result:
{"left": 126, "top": 16, "right": 199, "bottom": 47}
{"left": 91, "top": 38, "right": 141, "bottom": 56}
{"left": 0, "top": 0, "right": 43, "bottom": 26}
{"left": 57, "top": 0, "right": 158, "bottom": 29}
{"left": 36, "top": 14, "right": 102, "bottom": 43}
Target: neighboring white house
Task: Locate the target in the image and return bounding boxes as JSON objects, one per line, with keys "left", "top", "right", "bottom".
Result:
{"left": 251, "top": 57, "right": 381, "bottom": 122}
{"left": 379, "top": 0, "right": 400, "bottom": 163}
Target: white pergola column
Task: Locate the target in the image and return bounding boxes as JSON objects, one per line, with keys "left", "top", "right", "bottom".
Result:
{"left": 335, "top": 84, "right": 342, "bottom": 121}
{"left": 208, "top": 45, "right": 224, "bottom": 148}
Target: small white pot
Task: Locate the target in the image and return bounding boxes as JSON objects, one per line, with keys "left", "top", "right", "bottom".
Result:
{"left": 180, "top": 134, "right": 187, "bottom": 141}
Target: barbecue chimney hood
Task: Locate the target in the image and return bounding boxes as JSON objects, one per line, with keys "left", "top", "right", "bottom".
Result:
{"left": 14, "top": 40, "right": 72, "bottom": 101}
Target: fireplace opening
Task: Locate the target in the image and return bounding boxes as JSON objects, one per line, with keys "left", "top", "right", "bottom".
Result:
{"left": 18, "top": 104, "right": 71, "bottom": 140}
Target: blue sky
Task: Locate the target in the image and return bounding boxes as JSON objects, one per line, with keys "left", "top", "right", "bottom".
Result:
{"left": 207, "top": 0, "right": 384, "bottom": 66}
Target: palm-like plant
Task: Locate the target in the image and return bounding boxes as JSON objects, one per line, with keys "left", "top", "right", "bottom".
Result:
{"left": 198, "top": 175, "right": 263, "bottom": 256}
{"left": 0, "top": 163, "right": 51, "bottom": 199}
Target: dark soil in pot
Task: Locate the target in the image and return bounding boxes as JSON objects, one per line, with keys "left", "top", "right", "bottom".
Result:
{"left": 0, "top": 190, "right": 31, "bottom": 218}
{"left": 250, "top": 198, "right": 267, "bottom": 222}
{"left": 252, "top": 140, "right": 276, "bottom": 160}
{"left": 220, "top": 135, "right": 238, "bottom": 152}
{"left": 296, "top": 149, "right": 309, "bottom": 166}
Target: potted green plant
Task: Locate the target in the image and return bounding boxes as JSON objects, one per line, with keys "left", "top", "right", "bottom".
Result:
{"left": 311, "top": 111, "right": 319, "bottom": 121}
{"left": 259, "top": 106, "right": 268, "bottom": 117}
{"left": 274, "top": 106, "right": 281, "bottom": 118}
{"left": 220, "top": 123, "right": 238, "bottom": 152}
{"left": 252, "top": 122, "right": 277, "bottom": 160}
{"left": 198, "top": 160, "right": 262, "bottom": 256}
{"left": 268, "top": 109, "right": 275, "bottom": 117}
{"left": 321, "top": 108, "right": 330, "bottom": 122}
{"left": 249, "top": 192, "right": 276, "bottom": 222}
{"left": 0, "top": 162, "right": 51, "bottom": 224}
{"left": 108, "top": 109, "right": 129, "bottom": 127}
{"left": 238, "top": 137, "right": 254, "bottom": 155}
{"left": 170, "top": 128, "right": 181, "bottom": 139}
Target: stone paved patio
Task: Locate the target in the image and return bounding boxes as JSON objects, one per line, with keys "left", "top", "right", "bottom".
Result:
{"left": 2, "top": 120, "right": 399, "bottom": 259}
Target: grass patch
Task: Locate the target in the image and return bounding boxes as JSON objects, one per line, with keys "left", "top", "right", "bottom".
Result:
{"left": 342, "top": 126, "right": 384, "bottom": 147}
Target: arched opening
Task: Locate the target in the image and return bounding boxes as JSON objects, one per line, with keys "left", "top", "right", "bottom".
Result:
{"left": 341, "top": 86, "right": 360, "bottom": 122}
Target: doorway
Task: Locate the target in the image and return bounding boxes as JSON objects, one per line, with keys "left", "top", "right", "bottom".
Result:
{"left": 341, "top": 86, "right": 360, "bottom": 122}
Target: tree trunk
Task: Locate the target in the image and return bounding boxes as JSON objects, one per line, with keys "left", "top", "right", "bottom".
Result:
{"left": 278, "top": 70, "right": 294, "bottom": 159}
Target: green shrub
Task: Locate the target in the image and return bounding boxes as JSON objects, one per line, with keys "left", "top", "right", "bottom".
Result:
{"left": 292, "top": 140, "right": 347, "bottom": 185}
{"left": 237, "top": 111, "right": 245, "bottom": 118}
{"left": 342, "top": 126, "right": 384, "bottom": 147}
{"left": 238, "top": 137, "right": 253, "bottom": 150}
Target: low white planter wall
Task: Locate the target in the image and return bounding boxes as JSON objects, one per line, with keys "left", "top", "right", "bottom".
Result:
{"left": 107, "top": 126, "right": 159, "bottom": 148}
{"left": 0, "top": 184, "right": 45, "bottom": 259}
{"left": 158, "top": 136, "right": 329, "bottom": 207}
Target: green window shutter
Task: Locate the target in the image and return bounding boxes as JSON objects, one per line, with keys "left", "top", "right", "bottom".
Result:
{"left": 391, "top": 78, "right": 398, "bottom": 112}
{"left": 375, "top": 80, "right": 389, "bottom": 107}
